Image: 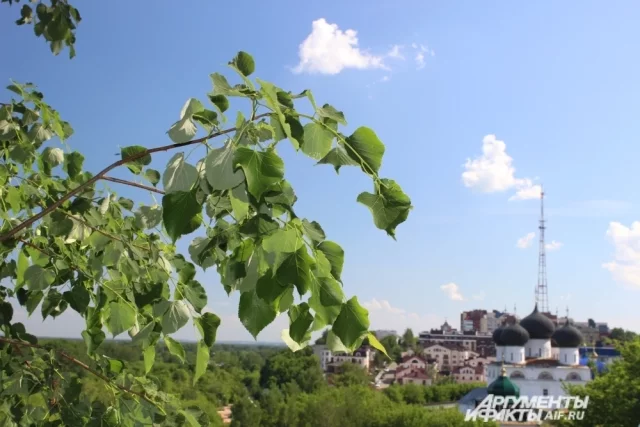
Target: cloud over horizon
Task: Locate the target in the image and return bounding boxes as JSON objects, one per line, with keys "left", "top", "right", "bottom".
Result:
{"left": 440, "top": 282, "right": 465, "bottom": 301}
{"left": 603, "top": 221, "right": 640, "bottom": 289}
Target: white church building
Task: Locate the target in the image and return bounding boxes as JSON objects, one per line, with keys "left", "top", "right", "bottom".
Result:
{"left": 486, "top": 304, "right": 591, "bottom": 398}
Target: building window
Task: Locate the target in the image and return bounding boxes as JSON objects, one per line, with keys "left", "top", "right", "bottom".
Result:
{"left": 543, "top": 389, "right": 549, "bottom": 396}
{"left": 564, "top": 354, "right": 567, "bottom": 363}
{"left": 510, "top": 353, "right": 513, "bottom": 361}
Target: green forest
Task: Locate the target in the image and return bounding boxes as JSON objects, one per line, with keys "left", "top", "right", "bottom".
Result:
{"left": 28, "top": 338, "right": 491, "bottom": 426}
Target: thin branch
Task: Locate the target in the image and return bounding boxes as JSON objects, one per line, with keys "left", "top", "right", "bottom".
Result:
{"left": 101, "top": 176, "right": 165, "bottom": 195}
{"left": 0, "top": 337, "right": 163, "bottom": 412}
{"left": 0, "top": 112, "right": 270, "bottom": 242}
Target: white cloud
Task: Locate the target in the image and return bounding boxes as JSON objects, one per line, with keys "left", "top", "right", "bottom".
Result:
{"left": 462, "top": 134, "right": 541, "bottom": 201}
{"left": 546, "top": 240, "right": 563, "bottom": 251}
{"left": 415, "top": 52, "right": 426, "bottom": 70}
{"left": 387, "top": 45, "right": 405, "bottom": 60}
{"left": 363, "top": 299, "right": 441, "bottom": 333}
{"left": 293, "top": 18, "right": 385, "bottom": 75}
{"left": 380, "top": 75, "right": 390, "bottom": 82}
{"left": 440, "top": 282, "right": 464, "bottom": 301}
{"left": 603, "top": 221, "right": 640, "bottom": 289}
{"left": 517, "top": 232, "right": 536, "bottom": 249}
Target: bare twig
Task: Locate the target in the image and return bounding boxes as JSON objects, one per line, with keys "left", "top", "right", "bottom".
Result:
{"left": 101, "top": 176, "right": 165, "bottom": 195}
{"left": 0, "top": 113, "right": 270, "bottom": 242}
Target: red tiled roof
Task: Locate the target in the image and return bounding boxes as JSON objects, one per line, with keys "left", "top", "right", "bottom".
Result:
{"left": 424, "top": 342, "right": 466, "bottom": 352}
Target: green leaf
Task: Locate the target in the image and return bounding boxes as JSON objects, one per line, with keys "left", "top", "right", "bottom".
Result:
{"left": 262, "top": 228, "right": 303, "bottom": 254}
{"left": 193, "top": 340, "right": 209, "bottom": 385}
{"left": 327, "top": 330, "right": 350, "bottom": 353}
{"left": 332, "top": 297, "right": 370, "bottom": 351}
{"left": 107, "top": 302, "right": 136, "bottom": 337}
{"left": 317, "top": 241, "right": 344, "bottom": 281}
{"left": 256, "top": 273, "right": 290, "bottom": 304}
{"left": 143, "top": 345, "right": 155, "bottom": 374}
{"left": 180, "top": 409, "right": 202, "bottom": 427}
{"left": 231, "top": 51, "right": 256, "bottom": 77}
{"left": 135, "top": 205, "right": 163, "bottom": 230}
{"left": 16, "top": 250, "right": 29, "bottom": 287}
{"left": 159, "top": 301, "right": 190, "bottom": 334}
{"left": 367, "top": 332, "right": 389, "bottom": 358}
{"left": 289, "top": 303, "right": 313, "bottom": 343}
{"left": 82, "top": 328, "right": 106, "bottom": 355}
{"left": 144, "top": 169, "right": 161, "bottom": 186}
{"left": 64, "top": 284, "right": 90, "bottom": 314}
{"left": 210, "top": 73, "right": 241, "bottom": 97}
{"left": 301, "top": 219, "right": 325, "bottom": 244}
{"left": 164, "top": 336, "right": 186, "bottom": 363}
{"left": 63, "top": 152, "right": 84, "bottom": 179}
{"left": 356, "top": 178, "right": 412, "bottom": 238}
{"left": 24, "top": 265, "right": 54, "bottom": 291}
{"left": 168, "top": 99, "right": 204, "bottom": 143}
{"left": 278, "top": 286, "right": 294, "bottom": 313}
{"left": 234, "top": 146, "right": 285, "bottom": 200}
{"left": 205, "top": 143, "right": 244, "bottom": 191}
{"left": 317, "top": 104, "right": 347, "bottom": 125}
{"left": 344, "top": 127, "right": 385, "bottom": 175}
{"left": 121, "top": 145, "right": 151, "bottom": 174}
{"left": 276, "top": 247, "right": 314, "bottom": 296}
{"left": 281, "top": 329, "right": 306, "bottom": 352}
{"left": 315, "top": 276, "right": 344, "bottom": 307}
{"left": 230, "top": 183, "right": 250, "bottom": 220}
{"left": 192, "top": 109, "right": 218, "bottom": 131}
{"left": 162, "top": 191, "right": 202, "bottom": 243}
{"left": 316, "top": 145, "right": 358, "bottom": 173}
{"left": 163, "top": 153, "right": 198, "bottom": 193}
{"left": 239, "top": 290, "right": 277, "bottom": 338}
{"left": 195, "top": 312, "right": 220, "bottom": 347}
{"left": 42, "top": 147, "right": 64, "bottom": 167}
{"left": 302, "top": 123, "right": 334, "bottom": 160}
{"left": 26, "top": 291, "right": 43, "bottom": 315}
{"left": 181, "top": 280, "right": 207, "bottom": 313}
{"left": 108, "top": 359, "right": 124, "bottom": 374}
{"left": 208, "top": 94, "right": 229, "bottom": 113}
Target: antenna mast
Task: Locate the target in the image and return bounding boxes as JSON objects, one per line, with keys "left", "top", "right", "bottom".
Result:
{"left": 535, "top": 187, "right": 550, "bottom": 313}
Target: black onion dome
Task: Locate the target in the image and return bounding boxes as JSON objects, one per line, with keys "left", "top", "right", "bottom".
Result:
{"left": 493, "top": 327, "right": 506, "bottom": 346}
{"left": 500, "top": 323, "right": 530, "bottom": 347}
{"left": 551, "top": 338, "right": 559, "bottom": 348}
{"left": 552, "top": 320, "right": 583, "bottom": 348}
{"left": 520, "top": 304, "right": 555, "bottom": 339}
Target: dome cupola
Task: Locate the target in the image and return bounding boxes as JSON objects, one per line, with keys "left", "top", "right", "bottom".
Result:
{"left": 520, "top": 304, "right": 555, "bottom": 339}
{"left": 493, "top": 326, "right": 506, "bottom": 346}
{"left": 500, "top": 322, "right": 529, "bottom": 347}
{"left": 487, "top": 366, "right": 520, "bottom": 398}
{"left": 552, "top": 320, "right": 583, "bottom": 348}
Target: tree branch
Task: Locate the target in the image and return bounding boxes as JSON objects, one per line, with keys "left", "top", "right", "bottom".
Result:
{"left": 0, "top": 112, "right": 270, "bottom": 242}
{"left": 101, "top": 176, "right": 165, "bottom": 194}
{"left": 0, "top": 337, "right": 163, "bottom": 412}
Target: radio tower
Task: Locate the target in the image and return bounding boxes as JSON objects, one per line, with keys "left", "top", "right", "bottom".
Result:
{"left": 535, "top": 187, "right": 550, "bottom": 314}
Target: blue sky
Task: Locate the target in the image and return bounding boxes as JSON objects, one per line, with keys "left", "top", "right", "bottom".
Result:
{"left": 2, "top": 1, "right": 639, "bottom": 342}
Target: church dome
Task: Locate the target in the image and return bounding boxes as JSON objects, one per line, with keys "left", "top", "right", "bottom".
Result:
{"left": 551, "top": 338, "right": 559, "bottom": 348}
{"left": 487, "top": 366, "right": 520, "bottom": 398}
{"left": 493, "top": 326, "right": 506, "bottom": 346}
{"left": 552, "top": 320, "right": 583, "bottom": 348}
{"left": 500, "top": 323, "right": 529, "bottom": 347}
{"left": 520, "top": 304, "right": 555, "bottom": 339}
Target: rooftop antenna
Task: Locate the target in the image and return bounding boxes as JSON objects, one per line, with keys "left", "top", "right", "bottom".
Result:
{"left": 535, "top": 186, "right": 550, "bottom": 313}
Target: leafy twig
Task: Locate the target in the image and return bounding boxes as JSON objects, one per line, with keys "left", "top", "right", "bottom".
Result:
{"left": 0, "top": 113, "right": 270, "bottom": 242}
{"left": 0, "top": 337, "right": 165, "bottom": 413}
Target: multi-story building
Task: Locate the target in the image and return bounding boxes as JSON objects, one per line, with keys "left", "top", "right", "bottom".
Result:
{"left": 460, "top": 310, "right": 487, "bottom": 333}
{"left": 423, "top": 343, "right": 474, "bottom": 370}
{"left": 419, "top": 330, "right": 495, "bottom": 357}
{"left": 452, "top": 363, "right": 486, "bottom": 383}
{"left": 312, "top": 345, "right": 371, "bottom": 372}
